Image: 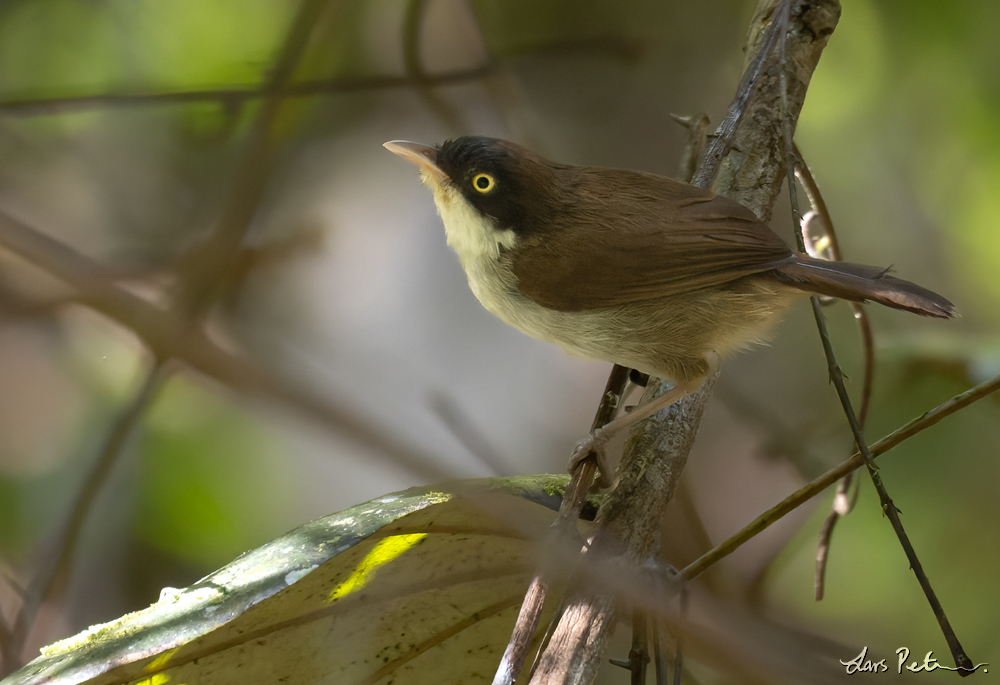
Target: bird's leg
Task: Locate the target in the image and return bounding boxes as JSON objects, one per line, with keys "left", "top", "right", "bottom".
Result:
{"left": 570, "top": 354, "right": 719, "bottom": 484}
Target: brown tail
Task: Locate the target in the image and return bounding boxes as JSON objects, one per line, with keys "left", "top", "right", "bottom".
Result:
{"left": 773, "top": 255, "right": 955, "bottom": 318}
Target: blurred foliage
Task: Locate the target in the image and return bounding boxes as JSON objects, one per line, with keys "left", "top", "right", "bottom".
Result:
{"left": 798, "top": 0, "right": 1000, "bottom": 324}
{"left": 136, "top": 377, "right": 291, "bottom": 567}
{"left": 0, "top": 0, "right": 290, "bottom": 96}
{"left": 470, "top": 0, "right": 664, "bottom": 55}
{"left": 0, "top": 0, "right": 998, "bottom": 681}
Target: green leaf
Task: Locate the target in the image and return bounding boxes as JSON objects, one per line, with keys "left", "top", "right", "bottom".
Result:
{"left": 4, "top": 476, "right": 584, "bottom": 685}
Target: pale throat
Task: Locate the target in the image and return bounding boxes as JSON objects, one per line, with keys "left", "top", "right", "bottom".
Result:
{"left": 428, "top": 183, "right": 517, "bottom": 265}
{"left": 425, "top": 181, "right": 527, "bottom": 329}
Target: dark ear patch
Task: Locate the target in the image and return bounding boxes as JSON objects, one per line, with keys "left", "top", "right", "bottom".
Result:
{"left": 435, "top": 136, "right": 563, "bottom": 237}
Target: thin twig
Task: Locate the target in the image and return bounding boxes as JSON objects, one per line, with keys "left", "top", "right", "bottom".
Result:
{"left": 672, "top": 585, "right": 688, "bottom": 685}
{"left": 793, "top": 149, "right": 873, "bottom": 600}
{"left": 670, "top": 113, "right": 710, "bottom": 183}
{"left": 652, "top": 618, "right": 667, "bottom": 685}
{"left": 0, "top": 68, "right": 491, "bottom": 117}
{"left": 0, "top": 37, "right": 640, "bottom": 119}
{"left": 608, "top": 608, "right": 648, "bottom": 684}
{"left": 586, "top": 364, "right": 632, "bottom": 488}
{"left": 807, "top": 298, "right": 974, "bottom": 671}
{"left": 591, "top": 365, "right": 632, "bottom": 432}
{"left": 427, "top": 392, "right": 510, "bottom": 476}
{"left": 792, "top": 146, "right": 875, "bottom": 427}
{"left": 0, "top": 212, "right": 451, "bottom": 482}
{"left": 630, "top": 609, "right": 649, "bottom": 685}
{"left": 402, "top": 0, "right": 467, "bottom": 132}
{"left": 776, "top": 0, "right": 971, "bottom": 668}
{"left": 814, "top": 495, "right": 842, "bottom": 601}
{"left": 680, "top": 370, "right": 1000, "bottom": 580}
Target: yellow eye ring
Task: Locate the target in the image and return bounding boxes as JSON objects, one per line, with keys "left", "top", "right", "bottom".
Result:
{"left": 472, "top": 173, "right": 496, "bottom": 193}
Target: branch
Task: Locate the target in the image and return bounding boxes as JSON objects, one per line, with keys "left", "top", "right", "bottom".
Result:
{"left": 0, "top": 69, "right": 492, "bottom": 117}
{"left": 1, "top": 2, "right": 433, "bottom": 670}
{"left": 793, "top": 148, "right": 874, "bottom": 599}
{"left": 680, "top": 369, "right": 1000, "bottom": 580}
{"left": 776, "top": 25, "right": 972, "bottom": 666}
{"left": 491, "top": 371, "right": 623, "bottom": 685}
{"left": 175, "top": 0, "right": 330, "bottom": 313}
{"left": 526, "top": 2, "right": 841, "bottom": 683}
{"left": 0, "top": 210, "right": 451, "bottom": 483}
{"left": 0, "top": 39, "right": 639, "bottom": 118}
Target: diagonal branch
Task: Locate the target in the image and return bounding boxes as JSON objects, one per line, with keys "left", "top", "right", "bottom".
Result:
{"left": 0, "top": 211, "right": 451, "bottom": 482}
{"left": 793, "top": 149, "right": 875, "bottom": 600}
{"left": 680, "top": 369, "right": 1000, "bottom": 580}
{"left": 175, "top": 0, "right": 330, "bottom": 313}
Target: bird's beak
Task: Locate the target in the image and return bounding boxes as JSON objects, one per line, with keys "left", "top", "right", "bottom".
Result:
{"left": 383, "top": 140, "right": 447, "bottom": 187}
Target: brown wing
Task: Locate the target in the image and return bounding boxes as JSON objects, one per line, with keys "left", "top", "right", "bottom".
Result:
{"left": 511, "top": 167, "right": 795, "bottom": 311}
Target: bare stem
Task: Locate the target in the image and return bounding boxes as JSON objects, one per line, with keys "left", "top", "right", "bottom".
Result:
{"left": 681, "top": 370, "right": 1000, "bottom": 580}
{"left": 778, "top": 13, "right": 972, "bottom": 668}
{"left": 793, "top": 149, "right": 872, "bottom": 600}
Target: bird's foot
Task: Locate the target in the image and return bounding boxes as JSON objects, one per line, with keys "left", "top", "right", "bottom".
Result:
{"left": 568, "top": 427, "right": 613, "bottom": 488}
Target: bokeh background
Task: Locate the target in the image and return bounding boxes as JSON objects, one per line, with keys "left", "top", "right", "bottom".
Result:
{"left": 0, "top": 0, "right": 998, "bottom": 680}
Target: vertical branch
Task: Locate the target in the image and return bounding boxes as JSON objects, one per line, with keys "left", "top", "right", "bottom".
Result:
{"left": 526, "top": 2, "right": 841, "bottom": 683}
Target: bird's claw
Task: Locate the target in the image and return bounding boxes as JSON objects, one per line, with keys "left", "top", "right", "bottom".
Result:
{"left": 568, "top": 428, "right": 613, "bottom": 488}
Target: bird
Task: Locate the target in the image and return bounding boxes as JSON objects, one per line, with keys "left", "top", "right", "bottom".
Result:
{"left": 384, "top": 135, "right": 954, "bottom": 469}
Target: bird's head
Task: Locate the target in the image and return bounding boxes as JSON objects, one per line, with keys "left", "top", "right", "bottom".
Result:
{"left": 384, "top": 136, "right": 563, "bottom": 238}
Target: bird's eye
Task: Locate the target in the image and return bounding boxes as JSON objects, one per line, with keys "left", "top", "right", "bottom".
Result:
{"left": 472, "top": 173, "right": 496, "bottom": 193}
